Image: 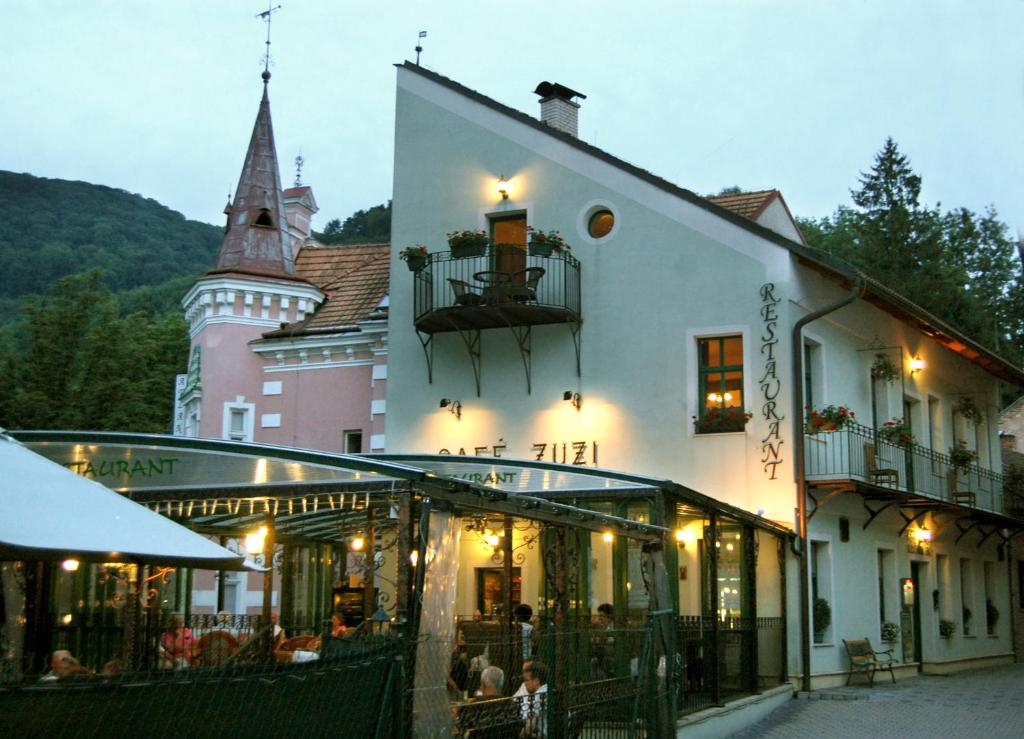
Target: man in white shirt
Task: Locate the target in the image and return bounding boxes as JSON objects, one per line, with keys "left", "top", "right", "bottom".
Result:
{"left": 513, "top": 661, "right": 548, "bottom": 737}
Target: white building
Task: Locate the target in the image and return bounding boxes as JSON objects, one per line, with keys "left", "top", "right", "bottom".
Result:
{"left": 385, "top": 63, "right": 1024, "bottom": 687}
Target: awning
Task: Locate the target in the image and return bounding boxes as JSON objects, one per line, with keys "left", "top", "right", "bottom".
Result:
{"left": 0, "top": 433, "right": 246, "bottom": 569}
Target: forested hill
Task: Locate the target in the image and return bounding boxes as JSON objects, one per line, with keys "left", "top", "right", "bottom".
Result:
{"left": 0, "top": 171, "right": 221, "bottom": 310}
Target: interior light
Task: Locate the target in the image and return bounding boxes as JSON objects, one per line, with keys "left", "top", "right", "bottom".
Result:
{"left": 726, "top": 542, "right": 735, "bottom": 552}
{"left": 674, "top": 529, "right": 686, "bottom": 544}
{"left": 244, "top": 526, "right": 268, "bottom": 555}
{"left": 485, "top": 532, "right": 500, "bottom": 548}
{"left": 409, "top": 550, "right": 419, "bottom": 567}
{"left": 62, "top": 559, "right": 80, "bottom": 573}
{"left": 351, "top": 534, "right": 366, "bottom": 552}
{"left": 602, "top": 531, "right": 614, "bottom": 543}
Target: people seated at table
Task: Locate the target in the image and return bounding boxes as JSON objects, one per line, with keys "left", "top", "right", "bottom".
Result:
{"left": 513, "top": 661, "right": 548, "bottom": 737}
{"left": 330, "top": 612, "right": 348, "bottom": 638}
{"left": 513, "top": 603, "right": 535, "bottom": 661}
{"left": 471, "top": 665, "right": 505, "bottom": 700}
{"left": 159, "top": 613, "right": 195, "bottom": 669}
{"left": 591, "top": 602, "right": 616, "bottom": 679}
{"left": 40, "top": 649, "right": 91, "bottom": 681}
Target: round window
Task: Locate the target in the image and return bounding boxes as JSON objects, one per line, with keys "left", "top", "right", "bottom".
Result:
{"left": 587, "top": 209, "right": 615, "bottom": 239}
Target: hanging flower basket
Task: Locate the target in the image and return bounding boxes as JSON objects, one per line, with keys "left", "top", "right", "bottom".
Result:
{"left": 878, "top": 417, "right": 915, "bottom": 447}
{"left": 805, "top": 405, "right": 855, "bottom": 434}
{"left": 399, "top": 244, "right": 429, "bottom": 272}
{"left": 948, "top": 441, "right": 978, "bottom": 473}
{"left": 871, "top": 354, "right": 901, "bottom": 384}
{"left": 953, "top": 396, "right": 984, "bottom": 425}
{"left": 939, "top": 619, "right": 956, "bottom": 639}
{"left": 527, "top": 227, "right": 571, "bottom": 257}
{"left": 447, "top": 230, "right": 490, "bottom": 258}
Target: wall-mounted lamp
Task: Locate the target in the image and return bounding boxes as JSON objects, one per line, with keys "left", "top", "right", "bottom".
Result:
{"left": 674, "top": 528, "right": 697, "bottom": 548}
{"left": 409, "top": 549, "right": 419, "bottom": 567}
{"left": 910, "top": 525, "right": 932, "bottom": 554}
{"left": 62, "top": 559, "right": 80, "bottom": 573}
{"left": 602, "top": 531, "right": 614, "bottom": 543}
{"left": 244, "top": 525, "right": 268, "bottom": 555}
{"left": 440, "top": 398, "right": 462, "bottom": 419}
{"left": 909, "top": 355, "right": 926, "bottom": 376}
{"left": 350, "top": 534, "right": 366, "bottom": 552}
{"left": 563, "top": 391, "right": 582, "bottom": 411}
{"left": 497, "top": 176, "right": 510, "bottom": 200}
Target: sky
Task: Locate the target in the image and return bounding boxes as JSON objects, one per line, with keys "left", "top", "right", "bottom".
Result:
{"left": 4, "top": 1, "right": 1023, "bottom": 236}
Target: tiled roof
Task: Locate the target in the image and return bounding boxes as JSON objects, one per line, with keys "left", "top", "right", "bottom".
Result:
{"left": 399, "top": 62, "right": 1024, "bottom": 385}
{"left": 259, "top": 243, "right": 390, "bottom": 339}
{"left": 707, "top": 190, "right": 779, "bottom": 221}
{"left": 283, "top": 186, "right": 311, "bottom": 199}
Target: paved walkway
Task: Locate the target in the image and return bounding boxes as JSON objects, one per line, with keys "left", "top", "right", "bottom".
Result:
{"left": 732, "top": 663, "right": 1024, "bottom": 738}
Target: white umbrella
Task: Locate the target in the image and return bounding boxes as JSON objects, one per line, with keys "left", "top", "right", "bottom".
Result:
{"left": 0, "top": 433, "right": 245, "bottom": 570}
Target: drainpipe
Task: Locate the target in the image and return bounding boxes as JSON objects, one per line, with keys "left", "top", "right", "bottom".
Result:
{"left": 793, "top": 270, "right": 865, "bottom": 693}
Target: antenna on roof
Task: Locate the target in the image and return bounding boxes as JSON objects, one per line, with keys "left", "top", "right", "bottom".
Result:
{"left": 415, "top": 30, "right": 427, "bottom": 66}
{"left": 294, "top": 154, "right": 304, "bottom": 187}
{"left": 256, "top": 2, "right": 282, "bottom": 82}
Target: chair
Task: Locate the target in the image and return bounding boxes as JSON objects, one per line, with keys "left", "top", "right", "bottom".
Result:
{"left": 842, "top": 638, "right": 896, "bottom": 686}
{"left": 864, "top": 443, "right": 899, "bottom": 487}
{"left": 449, "top": 278, "right": 483, "bottom": 306}
{"left": 192, "top": 630, "right": 238, "bottom": 667}
{"left": 505, "top": 267, "right": 545, "bottom": 302}
{"left": 947, "top": 470, "right": 976, "bottom": 506}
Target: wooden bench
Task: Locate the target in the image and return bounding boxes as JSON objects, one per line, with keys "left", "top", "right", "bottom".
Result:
{"left": 842, "top": 638, "right": 896, "bottom": 687}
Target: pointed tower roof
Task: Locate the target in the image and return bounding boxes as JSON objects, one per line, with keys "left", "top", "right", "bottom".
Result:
{"left": 212, "top": 76, "right": 297, "bottom": 279}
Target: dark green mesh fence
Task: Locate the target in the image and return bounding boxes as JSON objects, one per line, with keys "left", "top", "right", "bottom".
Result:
{"left": 0, "top": 637, "right": 402, "bottom": 739}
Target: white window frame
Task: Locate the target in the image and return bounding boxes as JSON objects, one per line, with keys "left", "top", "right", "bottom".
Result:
{"left": 222, "top": 400, "right": 255, "bottom": 442}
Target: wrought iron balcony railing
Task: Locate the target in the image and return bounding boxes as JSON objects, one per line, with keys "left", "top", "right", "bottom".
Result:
{"left": 804, "top": 419, "right": 1008, "bottom": 513}
{"left": 412, "top": 246, "right": 581, "bottom": 334}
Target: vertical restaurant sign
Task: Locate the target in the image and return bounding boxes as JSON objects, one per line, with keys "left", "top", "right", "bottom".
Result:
{"left": 759, "top": 283, "right": 785, "bottom": 479}
{"left": 172, "top": 373, "right": 187, "bottom": 436}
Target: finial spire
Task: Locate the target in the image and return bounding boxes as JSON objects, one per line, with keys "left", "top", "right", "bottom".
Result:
{"left": 256, "top": 2, "right": 282, "bottom": 83}
{"left": 294, "top": 154, "right": 304, "bottom": 187}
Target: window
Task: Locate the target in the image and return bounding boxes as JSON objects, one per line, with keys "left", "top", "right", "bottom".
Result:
{"left": 587, "top": 209, "right": 614, "bottom": 238}
{"left": 343, "top": 430, "right": 363, "bottom": 454}
{"left": 221, "top": 401, "right": 254, "bottom": 442}
{"left": 697, "top": 336, "right": 745, "bottom": 433}
{"left": 960, "top": 558, "right": 974, "bottom": 636}
{"left": 490, "top": 214, "right": 527, "bottom": 276}
{"left": 928, "top": 397, "right": 942, "bottom": 473}
{"left": 984, "top": 563, "right": 996, "bottom": 635}
{"left": 803, "top": 340, "right": 822, "bottom": 412}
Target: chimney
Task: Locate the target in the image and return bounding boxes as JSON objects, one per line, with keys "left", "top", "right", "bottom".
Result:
{"left": 534, "top": 82, "right": 586, "bottom": 138}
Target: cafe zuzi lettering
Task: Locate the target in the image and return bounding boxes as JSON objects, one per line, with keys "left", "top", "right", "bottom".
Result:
{"left": 759, "top": 282, "right": 785, "bottom": 480}
{"left": 438, "top": 439, "right": 600, "bottom": 466}
{"left": 63, "top": 457, "right": 179, "bottom": 480}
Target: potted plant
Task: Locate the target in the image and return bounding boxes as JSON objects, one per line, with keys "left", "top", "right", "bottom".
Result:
{"left": 693, "top": 408, "right": 752, "bottom": 434}
{"left": 447, "top": 230, "right": 491, "bottom": 258}
{"left": 805, "top": 404, "right": 855, "bottom": 433}
{"left": 877, "top": 417, "right": 915, "bottom": 447}
{"left": 938, "top": 619, "right": 956, "bottom": 639}
{"left": 813, "top": 597, "right": 832, "bottom": 643}
{"left": 880, "top": 621, "right": 900, "bottom": 643}
{"left": 948, "top": 441, "right": 978, "bottom": 473}
{"left": 953, "top": 396, "right": 984, "bottom": 425}
{"left": 527, "top": 227, "right": 571, "bottom": 257}
{"left": 871, "top": 354, "right": 901, "bottom": 384}
{"left": 986, "top": 599, "right": 999, "bottom": 634}
{"left": 399, "top": 244, "right": 429, "bottom": 272}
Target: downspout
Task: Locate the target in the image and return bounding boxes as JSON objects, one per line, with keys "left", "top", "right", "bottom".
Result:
{"left": 793, "top": 270, "right": 865, "bottom": 693}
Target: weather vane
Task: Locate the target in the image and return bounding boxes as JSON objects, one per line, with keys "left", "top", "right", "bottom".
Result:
{"left": 415, "top": 30, "right": 427, "bottom": 66}
{"left": 294, "top": 154, "right": 304, "bottom": 187}
{"left": 256, "top": 2, "right": 283, "bottom": 78}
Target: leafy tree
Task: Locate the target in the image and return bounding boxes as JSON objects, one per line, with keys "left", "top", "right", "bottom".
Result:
{"left": 799, "top": 139, "right": 1023, "bottom": 393}
{"left": 316, "top": 201, "right": 391, "bottom": 244}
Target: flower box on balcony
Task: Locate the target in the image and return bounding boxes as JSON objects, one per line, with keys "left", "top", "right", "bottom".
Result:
{"left": 805, "top": 405, "right": 855, "bottom": 434}
{"left": 694, "top": 408, "right": 752, "bottom": 434}
{"left": 527, "top": 227, "right": 570, "bottom": 258}
{"left": 878, "top": 417, "right": 915, "bottom": 447}
{"left": 399, "top": 244, "right": 429, "bottom": 272}
{"left": 447, "top": 230, "right": 490, "bottom": 258}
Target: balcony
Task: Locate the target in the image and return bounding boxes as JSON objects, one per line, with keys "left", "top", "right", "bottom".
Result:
{"left": 803, "top": 420, "right": 1012, "bottom": 516}
{"left": 410, "top": 246, "right": 582, "bottom": 394}
{"left": 413, "top": 246, "right": 581, "bottom": 333}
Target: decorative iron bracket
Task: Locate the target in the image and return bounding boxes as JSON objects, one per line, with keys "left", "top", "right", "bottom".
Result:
{"left": 806, "top": 488, "right": 844, "bottom": 521}
{"left": 975, "top": 526, "right": 997, "bottom": 549}
{"left": 955, "top": 518, "right": 983, "bottom": 545}
{"left": 449, "top": 325, "right": 482, "bottom": 397}
{"left": 862, "top": 500, "right": 897, "bottom": 530}
{"left": 897, "top": 507, "right": 930, "bottom": 536}
{"left": 569, "top": 321, "right": 582, "bottom": 377}
{"left": 415, "top": 331, "right": 433, "bottom": 384}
